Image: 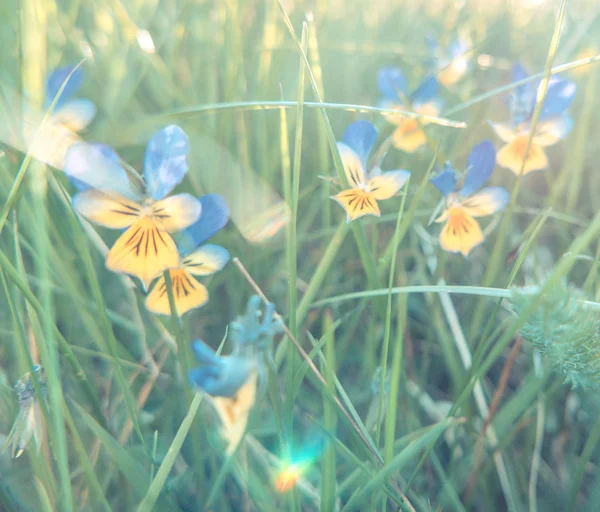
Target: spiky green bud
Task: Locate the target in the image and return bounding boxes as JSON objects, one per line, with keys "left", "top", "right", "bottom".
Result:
{"left": 509, "top": 282, "right": 600, "bottom": 388}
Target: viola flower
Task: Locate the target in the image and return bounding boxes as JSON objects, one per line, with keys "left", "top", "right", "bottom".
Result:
{"left": 330, "top": 121, "right": 410, "bottom": 222}
{"left": 145, "top": 194, "right": 230, "bottom": 316}
{"left": 490, "top": 63, "right": 576, "bottom": 175}
{"left": 4, "top": 365, "right": 46, "bottom": 458}
{"left": 426, "top": 36, "right": 471, "bottom": 87}
{"left": 64, "top": 126, "right": 202, "bottom": 288}
{"left": 46, "top": 65, "right": 96, "bottom": 132}
{"left": 430, "top": 140, "right": 509, "bottom": 256}
{"left": 378, "top": 67, "right": 443, "bottom": 152}
{"left": 189, "top": 296, "right": 283, "bottom": 454}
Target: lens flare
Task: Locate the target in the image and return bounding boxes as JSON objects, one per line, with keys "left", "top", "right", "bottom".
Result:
{"left": 275, "top": 463, "right": 305, "bottom": 493}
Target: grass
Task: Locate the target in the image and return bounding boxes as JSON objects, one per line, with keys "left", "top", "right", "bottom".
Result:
{"left": 1, "top": 0, "right": 600, "bottom": 510}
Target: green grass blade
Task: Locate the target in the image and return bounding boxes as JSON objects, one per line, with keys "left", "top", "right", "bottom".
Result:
{"left": 137, "top": 392, "right": 203, "bottom": 512}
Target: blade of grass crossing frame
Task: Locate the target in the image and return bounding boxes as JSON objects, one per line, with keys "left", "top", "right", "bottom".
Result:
{"left": 469, "top": 0, "right": 570, "bottom": 339}
{"left": 306, "top": 13, "right": 332, "bottom": 230}
{"left": 342, "top": 418, "right": 461, "bottom": 511}
{"left": 285, "top": 24, "right": 307, "bottom": 511}
{"left": 375, "top": 178, "right": 410, "bottom": 447}
{"left": 0, "top": 59, "right": 86, "bottom": 236}
{"left": 72, "top": 400, "right": 176, "bottom": 508}
{"left": 321, "top": 311, "right": 337, "bottom": 511}
{"left": 276, "top": 1, "right": 387, "bottom": 315}
{"left": 19, "top": 0, "right": 74, "bottom": 505}
{"left": 379, "top": 151, "right": 438, "bottom": 275}
{"left": 406, "top": 207, "right": 600, "bottom": 493}
{"left": 61, "top": 399, "right": 112, "bottom": 512}
{"left": 467, "top": 210, "right": 551, "bottom": 386}
{"left": 137, "top": 393, "right": 204, "bottom": 512}
{"left": 566, "top": 70, "right": 597, "bottom": 211}
{"left": 384, "top": 287, "right": 407, "bottom": 465}
{"left": 65, "top": 204, "right": 152, "bottom": 460}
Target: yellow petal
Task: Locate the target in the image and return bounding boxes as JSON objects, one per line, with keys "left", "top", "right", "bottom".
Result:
{"left": 489, "top": 122, "right": 518, "bottom": 143}
{"left": 392, "top": 123, "right": 427, "bottom": 153}
{"left": 533, "top": 118, "right": 572, "bottom": 147}
{"left": 460, "top": 187, "right": 509, "bottom": 217}
{"left": 182, "top": 244, "right": 229, "bottom": 277}
{"left": 331, "top": 188, "right": 380, "bottom": 221}
{"left": 496, "top": 137, "right": 548, "bottom": 175}
{"left": 438, "top": 58, "right": 468, "bottom": 86}
{"left": 368, "top": 170, "right": 410, "bottom": 200}
{"left": 439, "top": 207, "right": 484, "bottom": 256}
{"left": 212, "top": 371, "right": 257, "bottom": 454}
{"left": 337, "top": 142, "right": 366, "bottom": 188}
{"left": 52, "top": 99, "right": 97, "bottom": 132}
{"left": 73, "top": 189, "right": 142, "bottom": 229}
{"left": 238, "top": 201, "right": 290, "bottom": 244}
{"left": 106, "top": 217, "right": 179, "bottom": 288}
{"left": 150, "top": 193, "right": 202, "bottom": 233}
{"left": 145, "top": 268, "right": 208, "bottom": 316}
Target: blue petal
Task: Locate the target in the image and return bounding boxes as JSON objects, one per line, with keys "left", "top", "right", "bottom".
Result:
{"left": 176, "top": 194, "right": 230, "bottom": 255}
{"left": 191, "top": 339, "right": 222, "bottom": 365}
{"left": 429, "top": 164, "right": 457, "bottom": 196}
{"left": 188, "top": 340, "right": 253, "bottom": 398}
{"left": 52, "top": 99, "right": 96, "bottom": 132}
{"left": 93, "top": 143, "right": 121, "bottom": 164}
{"left": 45, "top": 65, "right": 84, "bottom": 110}
{"left": 143, "top": 125, "right": 190, "bottom": 200}
{"left": 448, "top": 39, "right": 469, "bottom": 58}
{"left": 461, "top": 140, "right": 496, "bottom": 196}
{"left": 512, "top": 62, "right": 531, "bottom": 98}
{"left": 377, "top": 67, "right": 407, "bottom": 101}
{"left": 64, "top": 142, "right": 142, "bottom": 200}
{"left": 342, "top": 121, "right": 378, "bottom": 169}
{"left": 509, "top": 63, "right": 538, "bottom": 123}
{"left": 540, "top": 78, "right": 576, "bottom": 119}
{"left": 410, "top": 76, "right": 439, "bottom": 104}
{"left": 425, "top": 35, "right": 439, "bottom": 52}
{"left": 66, "top": 143, "right": 120, "bottom": 191}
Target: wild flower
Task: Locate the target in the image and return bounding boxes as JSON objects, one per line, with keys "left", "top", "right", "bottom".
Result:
{"left": 189, "top": 296, "right": 283, "bottom": 454}
{"left": 329, "top": 120, "right": 410, "bottom": 222}
{"left": 45, "top": 65, "right": 96, "bottom": 132}
{"left": 430, "top": 140, "right": 509, "bottom": 256}
{"left": 4, "top": 365, "right": 46, "bottom": 458}
{"left": 426, "top": 36, "right": 471, "bottom": 87}
{"left": 145, "top": 194, "right": 230, "bottom": 316}
{"left": 64, "top": 126, "right": 202, "bottom": 288}
{"left": 378, "top": 67, "right": 443, "bottom": 152}
{"left": 490, "top": 63, "right": 576, "bottom": 175}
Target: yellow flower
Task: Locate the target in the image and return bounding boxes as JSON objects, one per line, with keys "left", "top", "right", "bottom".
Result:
{"left": 329, "top": 121, "right": 410, "bottom": 222}
{"left": 490, "top": 63, "right": 576, "bottom": 175}
{"left": 145, "top": 194, "right": 230, "bottom": 316}
{"left": 431, "top": 141, "right": 509, "bottom": 256}
{"left": 377, "top": 67, "right": 442, "bottom": 153}
{"left": 65, "top": 126, "right": 202, "bottom": 289}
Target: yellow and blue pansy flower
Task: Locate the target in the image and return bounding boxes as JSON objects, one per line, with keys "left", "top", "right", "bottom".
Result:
{"left": 64, "top": 125, "right": 202, "bottom": 289}
{"left": 46, "top": 65, "right": 96, "bottom": 132}
{"left": 426, "top": 36, "right": 471, "bottom": 87}
{"left": 189, "top": 296, "right": 282, "bottom": 453}
{"left": 145, "top": 193, "right": 230, "bottom": 317}
{"left": 330, "top": 120, "right": 410, "bottom": 222}
{"left": 378, "top": 67, "right": 443, "bottom": 153}
{"left": 490, "top": 63, "right": 576, "bottom": 175}
{"left": 430, "top": 140, "right": 509, "bottom": 256}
